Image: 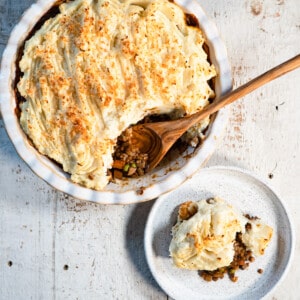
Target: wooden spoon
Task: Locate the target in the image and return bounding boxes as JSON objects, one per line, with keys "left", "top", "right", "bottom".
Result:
{"left": 129, "top": 54, "right": 300, "bottom": 171}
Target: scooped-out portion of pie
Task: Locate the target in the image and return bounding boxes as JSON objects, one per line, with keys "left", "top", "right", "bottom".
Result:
{"left": 169, "top": 197, "right": 273, "bottom": 282}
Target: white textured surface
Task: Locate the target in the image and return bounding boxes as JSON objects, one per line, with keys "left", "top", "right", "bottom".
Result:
{"left": 0, "top": 0, "right": 299, "bottom": 299}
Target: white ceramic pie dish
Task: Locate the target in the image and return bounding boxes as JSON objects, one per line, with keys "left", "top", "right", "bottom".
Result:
{"left": 0, "top": 0, "right": 232, "bottom": 204}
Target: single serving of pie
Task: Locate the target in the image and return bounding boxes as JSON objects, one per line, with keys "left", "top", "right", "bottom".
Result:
{"left": 169, "top": 197, "right": 273, "bottom": 282}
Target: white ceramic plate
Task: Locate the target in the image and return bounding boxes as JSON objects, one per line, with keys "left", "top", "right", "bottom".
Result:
{"left": 0, "top": 0, "right": 232, "bottom": 204}
{"left": 144, "top": 166, "right": 294, "bottom": 300}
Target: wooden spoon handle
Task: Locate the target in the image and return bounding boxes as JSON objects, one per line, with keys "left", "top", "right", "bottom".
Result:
{"left": 185, "top": 54, "right": 300, "bottom": 128}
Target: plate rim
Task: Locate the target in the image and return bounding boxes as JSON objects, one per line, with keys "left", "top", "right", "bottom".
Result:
{"left": 144, "top": 165, "right": 295, "bottom": 300}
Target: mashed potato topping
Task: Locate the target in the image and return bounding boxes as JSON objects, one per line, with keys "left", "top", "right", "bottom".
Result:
{"left": 169, "top": 198, "right": 273, "bottom": 271}
{"left": 18, "top": 0, "right": 216, "bottom": 190}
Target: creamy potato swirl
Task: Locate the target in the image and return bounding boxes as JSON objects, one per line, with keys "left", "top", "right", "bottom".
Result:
{"left": 169, "top": 198, "right": 273, "bottom": 271}
{"left": 18, "top": 0, "right": 216, "bottom": 190}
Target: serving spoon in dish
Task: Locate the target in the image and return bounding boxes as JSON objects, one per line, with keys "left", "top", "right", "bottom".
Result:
{"left": 128, "top": 54, "right": 300, "bottom": 171}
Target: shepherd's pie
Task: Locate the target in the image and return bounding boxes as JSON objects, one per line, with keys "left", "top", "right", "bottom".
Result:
{"left": 17, "top": 0, "right": 216, "bottom": 190}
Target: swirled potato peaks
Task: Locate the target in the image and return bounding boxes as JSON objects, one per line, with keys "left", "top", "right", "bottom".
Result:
{"left": 18, "top": 0, "right": 216, "bottom": 190}
{"left": 169, "top": 197, "right": 273, "bottom": 271}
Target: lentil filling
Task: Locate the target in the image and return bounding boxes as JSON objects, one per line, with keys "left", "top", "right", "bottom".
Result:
{"left": 110, "top": 113, "right": 193, "bottom": 180}
{"left": 199, "top": 230, "right": 257, "bottom": 282}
